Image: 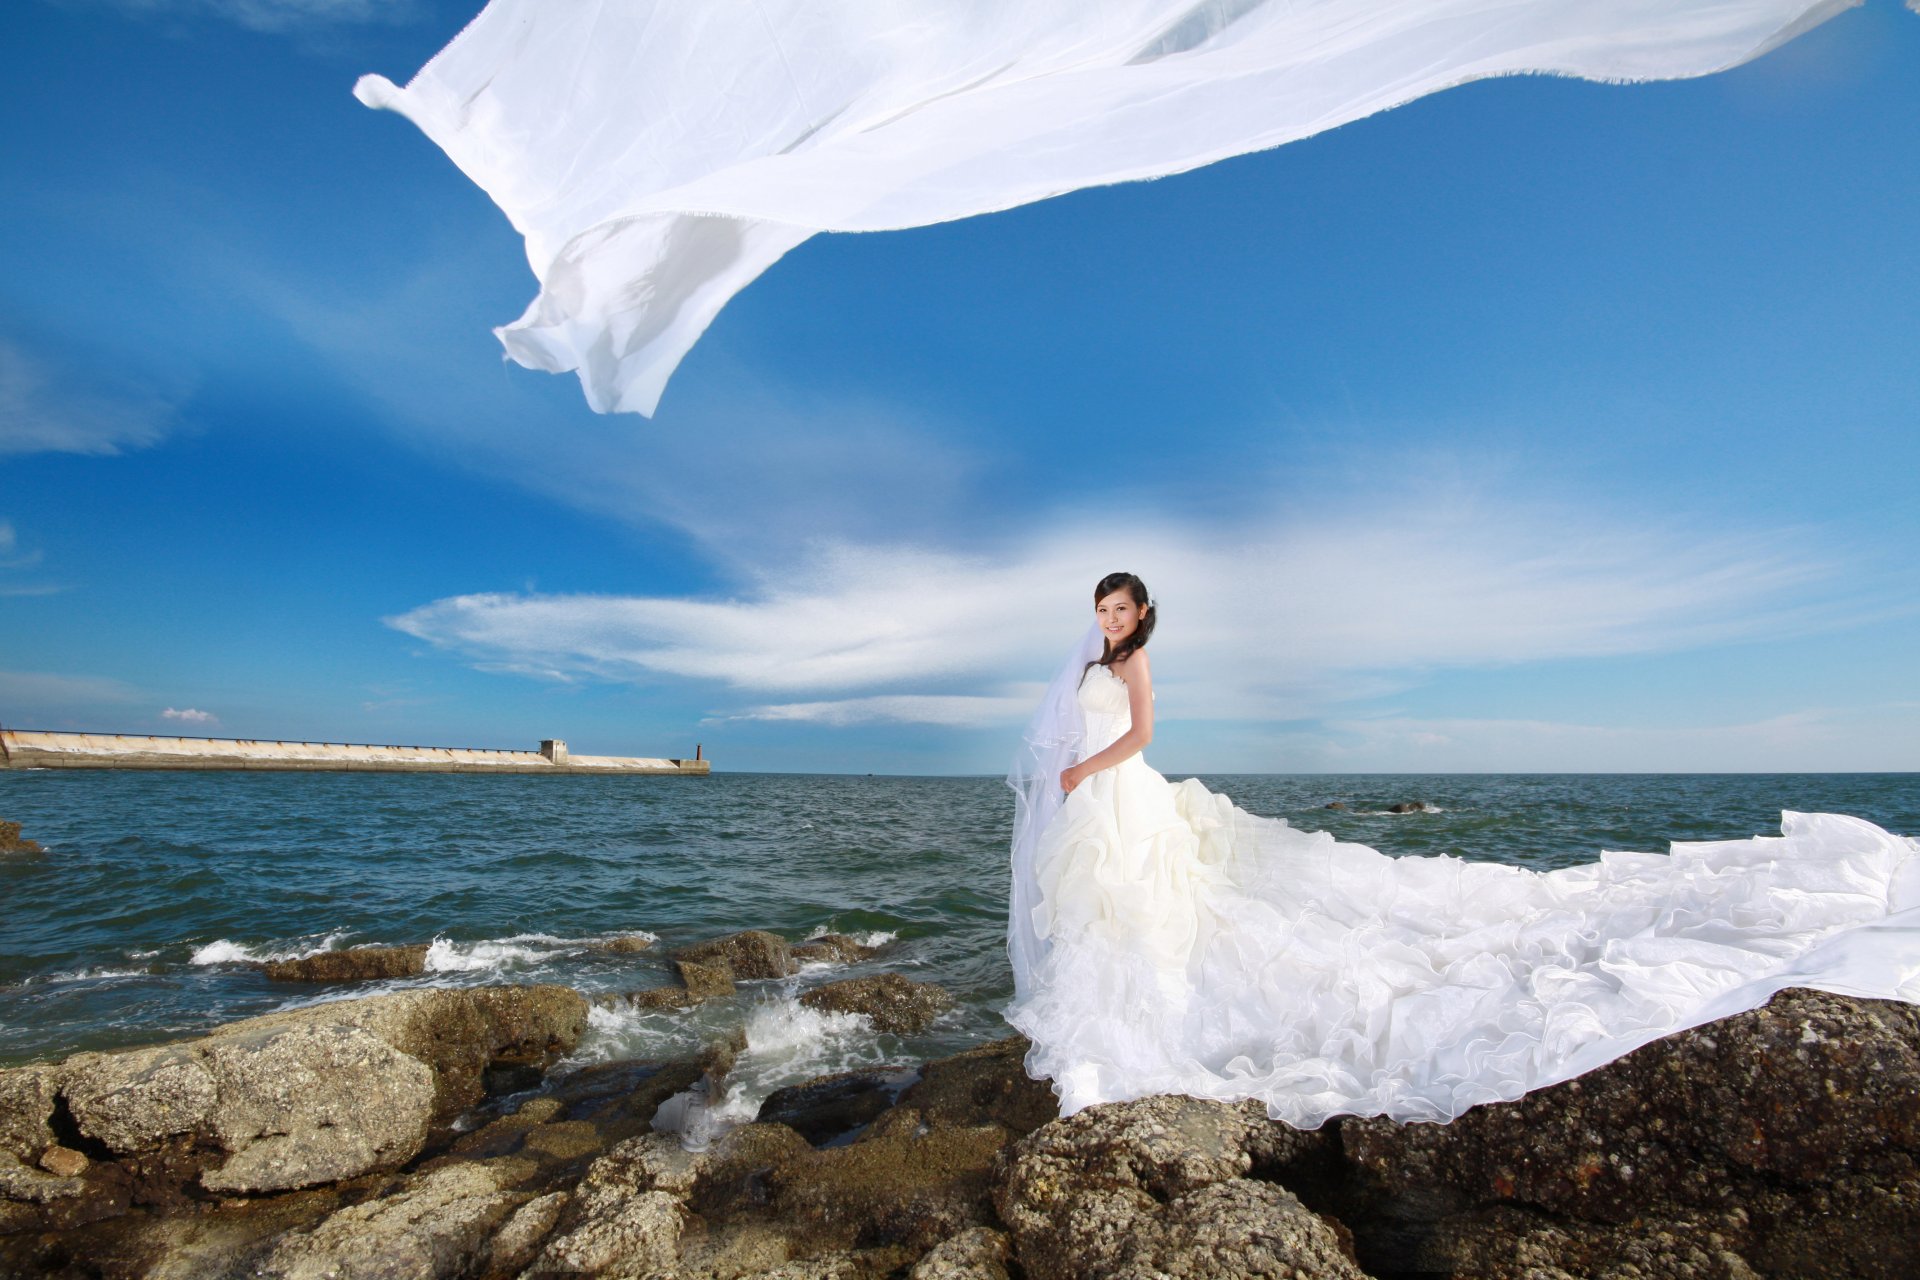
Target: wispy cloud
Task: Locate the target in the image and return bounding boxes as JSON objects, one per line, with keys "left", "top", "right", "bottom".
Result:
{"left": 0, "top": 338, "right": 176, "bottom": 458}
{"left": 388, "top": 493, "right": 1871, "bottom": 728}
{"left": 0, "top": 521, "right": 42, "bottom": 570}
{"left": 160, "top": 706, "right": 218, "bottom": 724}
{"left": 81, "top": 0, "right": 426, "bottom": 34}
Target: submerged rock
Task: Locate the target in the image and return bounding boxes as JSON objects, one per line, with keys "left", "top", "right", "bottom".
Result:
{"left": 800, "top": 973, "right": 953, "bottom": 1034}
{"left": 261, "top": 943, "right": 431, "bottom": 983}
{"left": 587, "top": 933, "right": 656, "bottom": 954}
{"left": 0, "top": 821, "right": 42, "bottom": 855}
{"left": 757, "top": 1066, "right": 921, "bottom": 1146}
{"left": 793, "top": 932, "right": 886, "bottom": 966}
{"left": 1386, "top": 800, "right": 1430, "bottom": 813}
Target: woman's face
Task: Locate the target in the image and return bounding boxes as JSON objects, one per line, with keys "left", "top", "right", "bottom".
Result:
{"left": 1095, "top": 588, "right": 1143, "bottom": 646}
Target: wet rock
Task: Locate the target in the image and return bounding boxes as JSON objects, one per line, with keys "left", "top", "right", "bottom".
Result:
{"left": 769, "top": 1116, "right": 1017, "bottom": 1253}
{"left": 678, "top": 957, "right": 738, "bottom": 1000}
{"left": 800, "top": 972, "right": 954, "bottom": 1034}
{"left": 600, "top": 984, "right": 698, "bottom": 1011}
{"left": 676, "top": 928, "right": 800, "bottom": 980}
{"left": 992, "top": 1093, "right": 1355, "bottom": 1280}
{"left": 793, "top": 933, "right": 884, "bottom": 966}
{"left": 757, "top": 1066, "right": 921, "bottom": 1146}
{"left": 258, "top": 1162, "right": 527, "bottom": 1280}
{"left": 0, "top": 821, "right": 42, "bottom": 855}
{"left": 261, "top": 943, "right": 430, "bottom": 983}
{"left": 1322, "top": 802, "right": 1348, "bottom": 811}
{"left": 1410, "top": 1203, "right": 1761, "bottom": 1280}
{"left": 750, "top": 1247, "right": 919, "bottom": 1278}
{"left": 1386, "top": 801, "right": 1429, "bottom": 813}
{"left": 891, "top": 1035, "right": 1059, "bottom": 1137}
{"left": 0, "top": 1152, "right": 91, "bottom": 1205}
{"left": 909, "top": 1225, "right": 1013, "bottom": 1279}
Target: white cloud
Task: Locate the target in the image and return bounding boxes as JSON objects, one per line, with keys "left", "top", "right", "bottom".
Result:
{"left": 0, "top": 340, "right": 174, "bottom": 458}
{"left": 388, "top": 494, "right": 1867, "bottom": 729}
{"left": 0, "top": 521, "right": 42, "bottom": 570}
{"left": 161, "top": 707, "right": 218, "bottom": 724}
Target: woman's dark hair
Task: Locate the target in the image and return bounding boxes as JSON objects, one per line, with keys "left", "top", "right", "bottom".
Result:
{"left": 1085, "top": 572, "right": 1155, "bottom": 677}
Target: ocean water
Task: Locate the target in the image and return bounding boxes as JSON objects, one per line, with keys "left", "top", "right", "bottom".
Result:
{"left": 2, "top": 770, "right": 1915, "bottom": 1120}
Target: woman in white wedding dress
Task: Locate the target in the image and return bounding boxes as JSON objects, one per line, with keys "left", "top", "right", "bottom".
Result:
{"left": 1002, "top": 573, "right": 1920, "bottom": 1128}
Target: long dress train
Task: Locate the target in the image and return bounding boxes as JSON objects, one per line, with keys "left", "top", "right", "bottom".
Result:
{"left": 1002, "top": 662, "right": 1920, "bottom": 1127}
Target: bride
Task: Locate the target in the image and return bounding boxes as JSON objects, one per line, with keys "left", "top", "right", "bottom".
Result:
{"left": 1002, "top": 573, "right": 1920, "bottom": 1128}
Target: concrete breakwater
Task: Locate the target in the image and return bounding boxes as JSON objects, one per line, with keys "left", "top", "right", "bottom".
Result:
{"left": 0, "top": 729, "right": 709, "bottom": 775}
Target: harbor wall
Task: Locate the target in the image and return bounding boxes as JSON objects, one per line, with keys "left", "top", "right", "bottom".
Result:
{"left": 0, "top": 730, "right": 709, "bottom": 775}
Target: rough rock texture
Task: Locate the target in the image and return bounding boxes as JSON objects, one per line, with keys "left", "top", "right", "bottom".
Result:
{"left": 0, "top": 1063, "right": 61, "bottom": 1161}
{"left": 13, "top": 984, "right": 1920, "bottom": 1280}
{"left": 258, "top": 1162, "right": 527, "bottom": 1280}
{"left": 677, "top": 957, "right": 739, "bottom": 1000}
{"left": 0, "top": 984, "right": 589, "bottom": 1235}
{"left": 0, "top": 821, "right": 43, "bottom": 855}
{"left": 792, "top": 933, "right": 884, "bottom": 966}
{"left": 993, "top": 1093, "right": 1353, "bottom": 1280}
{"left": 909, "top": 1225, "right": 1013, "bottom": 1280}
{"left": 676, "top": 928, "right": 800, "bottom": 980}
{"left": 799, "top": 973, "right": 954, "bottom": 1034}
{"left": 261, "top": 944, "right": 431, "bottom": 983}
{"left": 1386, "top": 801, "right": 1430, "bottom": 813}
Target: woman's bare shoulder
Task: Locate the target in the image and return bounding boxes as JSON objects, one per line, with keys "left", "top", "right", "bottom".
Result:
{"left": 1113, "top": 648, "right": 1153, "bottom": 680}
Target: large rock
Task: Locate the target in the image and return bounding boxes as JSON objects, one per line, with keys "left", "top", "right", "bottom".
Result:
{"left": 0, "top": 984, "right": 590, "bottom": 1221}
{"left": 800, "top": 973, "right": 953, "bottom": 1034}
{"left": 261, "top": 944, "right": 430, "bottom": 983}
{"left": 675, "top": 928, "right": 799, "bottom": 980}
{"left": 992, "top": 1093, "right": 1358, "bottom": 1280}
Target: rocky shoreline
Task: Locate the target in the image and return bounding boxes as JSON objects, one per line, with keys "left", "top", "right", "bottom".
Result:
{"left": 3, "top": 928, "right": 1917, "bottom": 1278}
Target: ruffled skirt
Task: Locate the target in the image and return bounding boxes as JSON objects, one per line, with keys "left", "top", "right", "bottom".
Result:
{"left": 1003, "top": 761, "right": 1920, "bottom": 1127}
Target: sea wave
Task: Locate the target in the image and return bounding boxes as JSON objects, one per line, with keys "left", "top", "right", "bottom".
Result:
{"left": 189, "top": 931, "right": 353, "bottom": 966}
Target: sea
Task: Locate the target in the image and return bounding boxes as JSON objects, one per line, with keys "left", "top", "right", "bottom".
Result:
{"left": 3, "top": 770, "right": 1915, "bottom": 1123}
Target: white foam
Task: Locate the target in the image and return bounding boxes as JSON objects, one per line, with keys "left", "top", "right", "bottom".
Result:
{"left": 708, "top": 994, "right": 887, "bottom": 1127}
{"left": 802, "top": 925, "right": 899, "bottom": 948}
{"left": 189, "top": 930, "right": 351, "bottom": 966}
{"left": 29, "top": 967, "right": 151, "bottom": 986}
{"left": 423, "top": 936, "right": 553, "bottom": 972}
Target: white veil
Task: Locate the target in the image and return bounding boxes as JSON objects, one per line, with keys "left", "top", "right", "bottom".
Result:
{"left": 1005, "top": 621, "right": 1104, "bottom": 1009}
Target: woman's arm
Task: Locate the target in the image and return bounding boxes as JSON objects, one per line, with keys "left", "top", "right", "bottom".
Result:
{"left": 1060, "top": 649, "right": 1154, "bottom": 793}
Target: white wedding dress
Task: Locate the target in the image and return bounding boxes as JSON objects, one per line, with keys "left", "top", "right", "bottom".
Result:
{"left": 1003, "top": 661, "right": 1920, "bottom": 1128}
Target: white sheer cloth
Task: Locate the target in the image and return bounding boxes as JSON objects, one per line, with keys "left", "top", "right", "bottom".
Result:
{"left": 1001, "top": 654, "right": 1920, "bottom": 1127}
{"left": 1006, "top": 622, "right": 1105, "bottom": 1008}
{"left": 355, "top": 0, "right": 1859, "bottom": 415}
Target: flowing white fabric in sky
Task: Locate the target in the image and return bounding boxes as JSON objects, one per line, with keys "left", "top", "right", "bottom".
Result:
{"left": 356, "top": 0, "right": 1858, "bottom": 415}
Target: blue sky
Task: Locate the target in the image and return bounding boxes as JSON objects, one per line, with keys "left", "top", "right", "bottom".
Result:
{"left": 2, "top": 0, "right": 1915, "bottom": 774}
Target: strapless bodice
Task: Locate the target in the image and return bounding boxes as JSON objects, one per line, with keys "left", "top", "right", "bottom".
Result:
{"left": 1076, "top": 664, "right": 1133, "bottom": 756}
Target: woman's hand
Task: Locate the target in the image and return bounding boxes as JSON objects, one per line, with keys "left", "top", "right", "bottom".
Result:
{"left": 1059, "top": 764, "right": 1084, "bottom": 794}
